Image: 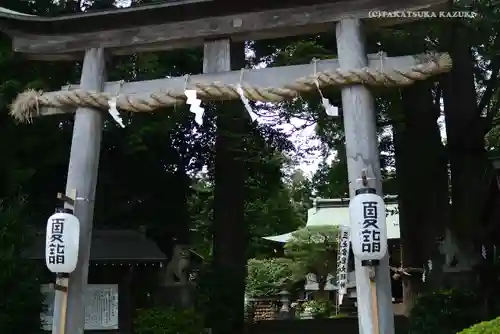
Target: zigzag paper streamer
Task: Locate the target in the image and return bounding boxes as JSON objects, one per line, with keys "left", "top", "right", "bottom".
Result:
{"left": 184, "top": 90, "right": 204, "bottom": 125}
{"left": 107, "top": 97, "right": 125, "bottom": 128}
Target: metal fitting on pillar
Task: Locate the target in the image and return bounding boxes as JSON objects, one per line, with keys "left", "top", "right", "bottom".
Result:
{"left": 362, "top": 259, "right": 380, "bottom": 267}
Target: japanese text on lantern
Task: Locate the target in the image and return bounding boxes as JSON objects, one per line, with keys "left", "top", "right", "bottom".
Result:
{"left": 360, "top": 201, "right": 381, "bottom": 254}
{"left": 48, "top": 217, "right": 65, "bottom": 265}
{"left": 336, "top": 229, "right": 350, "bottom": 292}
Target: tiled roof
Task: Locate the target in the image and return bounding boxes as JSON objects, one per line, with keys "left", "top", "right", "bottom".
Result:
{"left": 25, "top": 229, "right": 167, "bottom": 261}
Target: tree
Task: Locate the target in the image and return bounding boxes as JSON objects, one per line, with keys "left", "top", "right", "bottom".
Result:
{"left": 0, "top": 198, "right": 43, "bottom": 333}
{"left": 390, "top": 80, "right": 449, "bottom": 311}
{"left": 285, "top": 225, "right": 339, "bottom": 299}
{"left": 440, "top": 0, "right": 500, "bottom": 266}
{"left": 245, "top": 258, "right": 294, "bottom": 298}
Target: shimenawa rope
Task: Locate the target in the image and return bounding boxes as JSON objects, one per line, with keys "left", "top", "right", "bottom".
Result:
{"left": 9, "top": 53, "right": 452, "bottom": 123}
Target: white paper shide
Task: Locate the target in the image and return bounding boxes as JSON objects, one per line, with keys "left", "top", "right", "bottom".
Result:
{"left": 348, "top": 191, "right": 387, "bottom": 261}
{"left": 45, "top": 209, "right": 80, "bottom": 273}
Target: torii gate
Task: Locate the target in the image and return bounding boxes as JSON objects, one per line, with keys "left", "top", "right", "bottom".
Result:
{"left": 0, "top": 0, "right": 450, "bottom": 333}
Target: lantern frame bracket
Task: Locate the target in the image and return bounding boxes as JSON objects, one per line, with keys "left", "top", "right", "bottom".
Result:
{"left": 355, "top": 187, "right": 377, "bottom": 196}
{"left": 356, "top": 169, "right": 376, "bottom": 188}
{"left": 57, "top": 189, "right": 77, "bottom": 211}
{"left": 53, "top": 281, "right": 68, "bottom": 293}
{"left": 362, "top": 259, "right": 380, "bottom": 268}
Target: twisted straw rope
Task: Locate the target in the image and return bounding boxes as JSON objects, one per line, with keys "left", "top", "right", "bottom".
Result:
{"left": 10, "top": 53, "right": 452, "bottom": 123}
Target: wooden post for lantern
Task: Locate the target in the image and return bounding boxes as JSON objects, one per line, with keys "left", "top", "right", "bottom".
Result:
{"left": 51, "top": 190, "right": 75, "bottom": 334}
{"left": 50, "top": 48, "right": 107, "bottom": 334}
{"left": 370, "top": 269, "right": 380, "bottom": 334}
{"left": 51, "top": 276, "right": 69, "bottom": 334}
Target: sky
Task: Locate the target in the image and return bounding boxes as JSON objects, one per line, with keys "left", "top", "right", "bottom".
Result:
{"left": 260, "top": 111, "right": 447, "bottom": 177}
{"left": 275, "top": 117, "right": 325, "bottom": 176}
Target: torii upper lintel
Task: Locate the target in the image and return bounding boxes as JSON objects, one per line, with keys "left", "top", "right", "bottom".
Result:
{"left": 0, "top": 0, "right": 448, "bottom": 60}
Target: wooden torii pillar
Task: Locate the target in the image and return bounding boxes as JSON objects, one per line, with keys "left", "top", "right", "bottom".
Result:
{"left": 0, "top": 1, "right": 450, "bottom": 333}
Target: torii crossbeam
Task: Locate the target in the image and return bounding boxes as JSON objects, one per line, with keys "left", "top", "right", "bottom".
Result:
{"left": 10, "top": 52, "right": 451, "bottom": 122}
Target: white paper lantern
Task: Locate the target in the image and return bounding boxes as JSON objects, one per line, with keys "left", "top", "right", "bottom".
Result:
{"left": 348, "top": 189, "right": 387, "bottom": 263}
{"left": 45, "top": 209, "right": 80, "bottom": 273}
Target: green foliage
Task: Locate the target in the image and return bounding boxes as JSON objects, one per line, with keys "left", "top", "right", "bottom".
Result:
{"left": 458, "top": 316, "right": 500, "bottom": 334}
{"left": 408, "top": 289, "right": 484, "bottom": 334}
{"left": 0, "top": 199, "right": 43, "bottom": 333}
{"left": 311, "top": 158, "right": 348, "bottom": 199}
{"left": 187, "top": 150, "right": 306, "bottom": 260}
{"left": 134, "top": 307, "right": 205, "bottom": 334}
{"left": 284, "top": 170, "right": 313, "bottom": 223}
{"left": 193, "top": 260, "right": 214, "bottom": 323}
{"left": 196, "top": 259, "right": 246, "bottom": 330}
{"left": 285, "top": 225, "right": 339, "bottom": 282}
{"left": 297, "top": 300, "right": 336, "bottom": 319}
{"left": 245, "top": 258, "right": 294, "bottom": 298}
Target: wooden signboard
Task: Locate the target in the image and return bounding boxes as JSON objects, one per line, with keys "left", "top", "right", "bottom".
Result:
{"left": 41, "top": 284, "right": 119, "bottom": 331}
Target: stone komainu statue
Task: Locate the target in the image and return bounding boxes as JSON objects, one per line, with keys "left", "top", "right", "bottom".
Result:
{"left": 163, "top": 244, "right": 190, "bottom": 285}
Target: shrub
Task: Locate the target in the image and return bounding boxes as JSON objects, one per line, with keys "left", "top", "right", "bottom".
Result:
{"left": 297, "top": 299, "right": 336, "bottom": 319}
{"left": 408, "top": 289, "right": 483, "bottom": 334}
{"left": 134, "top": 307, "right": 205, "bottom": 334}
{"left": 458, "top": 316, "right": 500, "bottom": 333}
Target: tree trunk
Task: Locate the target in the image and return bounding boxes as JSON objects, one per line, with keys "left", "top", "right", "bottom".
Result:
{"left": 442, "top": 20, "right": 488, "bottom": 279}
{"left": 210, "top": 43, "right": 248, "bottom": 334}
{"left": 173, "top": 148, "right": 192, "bottom": 245}
{"left": 480, "top": 182, "right": 500, "bottom": 317}
{"left": 393, "top": 81, "right": 449, "bottom": 314}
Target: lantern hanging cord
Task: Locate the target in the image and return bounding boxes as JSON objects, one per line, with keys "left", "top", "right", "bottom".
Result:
{"left": 9, "top": 53, "right": 452, "bottom": 123}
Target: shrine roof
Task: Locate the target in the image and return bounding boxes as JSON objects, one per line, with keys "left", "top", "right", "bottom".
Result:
{"left": 262, "top": 195, "right": 400, "bottom": 243}
{"left": 25, "top": 229, "right": 167, "bottom": 262}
